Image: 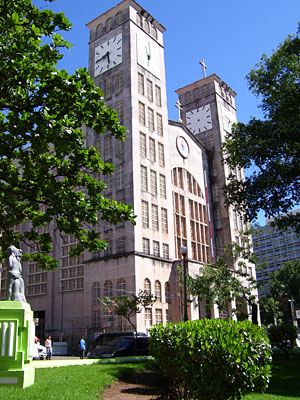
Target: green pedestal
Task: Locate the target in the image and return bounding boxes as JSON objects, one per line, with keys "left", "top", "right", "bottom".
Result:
{"left": 0, "top": 301, "right": 35, "bottom": 388}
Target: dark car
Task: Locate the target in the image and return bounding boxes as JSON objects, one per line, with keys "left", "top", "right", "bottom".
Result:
{"left": 92, "top": 331, "right": 147, "bottom": 347}
{"left": 87, "top": 336, "right": 149, "bottom": 358}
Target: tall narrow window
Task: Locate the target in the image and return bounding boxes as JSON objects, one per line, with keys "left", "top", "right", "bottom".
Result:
{"left": 116, "top": 164, "right": 124, "bottom": 190}
{"left": 105, "top": 76, "right": 113, "bottom": 99}
{"left": 162, "top": 243, "right": 169, "bottom": 259}
{"left": 143, "top": 237, "right": 150, "bottom": 254}
{"left": 149, "top": 138, "right": 156, "bottom": 162}
{"left": 138, "top": 72, "right": 144, "bottom": 95}
{"left": 115, "top": 71, "right": 123, "bottom": 95}
{"left": 142, "top": 201, "right": 149, "bottom": 228}
{"left": 159, "top": 174, "right": 166, "bottom": 199}
{"left": 104, "top": 280, "right": 113, "bottom": 298}
{"left": 106, "top": 17, "right": 113, "bottom": 31}
{"left": 152, "top": 204, "right": 159, "bottom": 231}
{"left": 104, "top": 136, "right": 112, "bottom": 160}
{"left": 165, "top": 282, "right": 171, "bottom": 303}
{"left": 140, "top": 165, "right": 148, "bottom": 192}
{"left": 144, "top": 20, "right": 150, "bottom": 34}
{"left": 116, "top": 11, "right": 123, "bottom": 25}
{"left": 156, "top": 113, "right": 163, "bottom": 136}
{"left": 140, "top": 132, "right": 146, "bottom": 158}
{"left": 144, "top": 278, "right": 151, "bottom": 294}
{"left": 150, "top": 170, "right": 157, "bottom": 195}
{"left": 96, "top": 23, "right": 104, "bottom": 38}
{"left": 115, "top": 100, "right": 124, "bottom": 124}
{"left": 161, "top": 208, "right": 168, "bottom": 233}
{"left": 117, "top": 278, "right": 126, "bottom": 297}
{"left": 158, "top": 143, "right": 165, "bottom": 167}
{"left": 92, "top": 282, "right": 100, "bottom": 305}
{"left": 148, "top": 108, "right": 154, "bottom": 132}
{"left": 153, "top": 241, "right": 160, "bottom": 257}
{"left": 155, "top": 85, "right": 161, "bottom": 107}
{"left": 154, "top": 280, "right": 162, "bottom": 301}
{"left": 139, "top": 101, "right": 146, "bottom": 125}
{"left": 147, "top": 79, "right": 153, "bottom": 102}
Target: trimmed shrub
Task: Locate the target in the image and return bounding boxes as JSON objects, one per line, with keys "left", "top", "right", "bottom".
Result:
{"left": 149, "top": 319, "right": 272, "bottom": 400}
{"left": 268, "top": 323, "right": 298, "bottom": 353}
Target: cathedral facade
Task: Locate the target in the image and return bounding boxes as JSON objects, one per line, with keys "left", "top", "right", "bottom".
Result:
{"left": 0, "top": 0, "right": 257, "bottom": 345}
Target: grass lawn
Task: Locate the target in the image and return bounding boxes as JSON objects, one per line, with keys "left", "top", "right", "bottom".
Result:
{"left": 0, "top": 359, "right": 299, "bottom": 399}
{"left": 244, "top": 360, "right": 300, "bottom": 400}
{"left": 0, "top": 361, "right": 150, "bottom": 400}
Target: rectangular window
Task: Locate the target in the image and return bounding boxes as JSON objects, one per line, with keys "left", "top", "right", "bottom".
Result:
{"left": 142, "top": 201, "right": 149, "bottom": 228}
{"left": 138, "top": 72, "right": 144, "bottom": 95}
{"left": 140, "top": 165, "right": 148, "bottom": 192}
{"left": 150, "top": 170, "right": 157, "bottom": 196}
{"left": 116, "top": 164, "right": 124, "bottom": 190}
{"left": 148, "top": 108, "right": 154, "bottom": 132}
{"left": 155, "top": 85, "right": 161, "bottom": 107}
{"left": 115, "top": 71, "right": 123, "bottom": 95}
{"left": 156, "top": 113, "right": 163, "bottom": 136}
{"left": 152, "top": 204, "right": 159, "bottom": 231}
{"left": 153, "top": 240, "right": 160, "bottom": 256}
{"left": 139, "top": 101, "right": 146, "bottom": 125}
{"left": 143, "top": 237, "right": 150, "bottom": 254}
{"left": 104, "top": 174, "right": 112, "bottom": 193}
{"left": 115, "top": 100, "right": 124, "bottom": 124}
{"left": 159, "top": 174, "right": 166, "bottom": 199}
{"left": 158, "top": 143, "right": 165, "bottom": 167}
{"left": 115, "top": 139, "right": 124, "bottom": 158}
{"left": 161, "top": 208, "right": 168, "bottom": 233}
{"left": 116, "top": 237, "right": 125, "bottom": 253}
{"left": 145, "top": 308, "right": 152, "bottom": 327}
{"left": 149, "top": 137, "right": 156, "bottom": 162}
{"left": 104, "top": 240, "right": 113, "bottom": 256}
{"left": 105, "top": 76, "right": 113, "bottom": 99}
{"left": 104, "top": 136, "right": 112, "bottom": 160}
{"left": 165, "top": 309, "right": 170, "bottom": 323}
{"left": 147, "top": 79, "right": 153, "bottom": 102}
{"left": 140, "top": 132, "right": 147, "bottom": 158}
{"left": 163, "top": 243, "right": 169, "bottom": 259}
{"left": 155, "top": 309, "right": 162, "bottom": 324}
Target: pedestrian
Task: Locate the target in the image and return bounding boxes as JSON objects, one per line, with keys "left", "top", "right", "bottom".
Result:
{"left": 45, "top": 335, "right": 52, "bottom": 360}
{"left": 79, "top": 336, "right": 86, "bottom": 359}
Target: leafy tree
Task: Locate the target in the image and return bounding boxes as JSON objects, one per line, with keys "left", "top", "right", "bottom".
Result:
{"left": 100, "top": 290, "right": 156, "bottom": 335}
{"left": 0, "top": 0, "right": 135, "bottom": 268}
{"left": 259, "top": 294, "right": 281, "bottom": 326}
{"left": 185, "top": 232, "right": 260, "bottom": 322}
{"left": 223, "top": 23, "right": 300, "bottom": 232}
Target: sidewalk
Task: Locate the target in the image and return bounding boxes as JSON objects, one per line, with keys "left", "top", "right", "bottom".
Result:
{"left": 32, "top": 355, "right": 152, "bottom": 369}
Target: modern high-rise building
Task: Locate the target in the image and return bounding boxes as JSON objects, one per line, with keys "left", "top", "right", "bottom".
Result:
{"left": 253, "top": 210, "right": 300, "bottom": 296}
{"left": 0, "top": 0, "right": 257, "bottom": 346}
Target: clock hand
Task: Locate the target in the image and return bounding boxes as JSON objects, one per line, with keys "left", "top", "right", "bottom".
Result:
{"left": 95, "top": 53, "right": 108, "bottom": 64}
{"left": 106, "top": 51, "right": 110, "bottom": 64}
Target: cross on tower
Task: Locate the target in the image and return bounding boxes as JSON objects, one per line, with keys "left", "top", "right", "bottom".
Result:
{"left": 199, "top": 59, "right": 208, "bottom": 78}
{"left": 175, "top": 99, "right": 183, "bottom": 122}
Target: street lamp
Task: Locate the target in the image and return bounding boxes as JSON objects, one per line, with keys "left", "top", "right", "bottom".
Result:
{"left": 181, "top": 246, "right": 188, "bottom": 322}
{"left": 288, "top": 297, "right": 297, "bottom": 327}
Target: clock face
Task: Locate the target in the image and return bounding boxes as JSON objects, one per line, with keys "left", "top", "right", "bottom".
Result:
{"left": 94, "top": 33, "right": 122, "bottom": 76}
{"left": 186, "top": 104, "right": 212, "bottom": 134}
{"left": 221, "top": 105, "right": 234, "bottom": 133}
{"left": 176, "top": 136, "right": 190, "bottom": 159}
{"left": 137, "top": 35, "right": 159, "bottom": 77}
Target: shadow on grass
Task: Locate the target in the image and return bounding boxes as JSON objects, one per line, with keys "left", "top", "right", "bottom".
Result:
{"left": 266, "top": 360, "right": 300, "bottom": 397}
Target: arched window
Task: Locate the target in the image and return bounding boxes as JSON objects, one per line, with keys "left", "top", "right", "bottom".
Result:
{"left": 117, "top": 278, "right": 126, "bottom": 297}
{"left": 96, "top": 23, "right": 103, "bottom": 38}
{"left": 136, "top": 13, "right": 142, "bottom": 27}
{"left": 193, "top": 87, "right": 200, "bottom": 99}
{"left": 184, "top": 91, "right": 191, "bottom": 104}
{"left": 106, "top": 17, "right": 113, "bottom": 32}
{"left": 116, "top": 11, "right": 122, "bottom": 25}
{"left": 104, "top": 280, "right": 113, "bottom": 298}
{"left": 154, "top": 280, "right": 161, "bottom": 301}
{"left": 165, "top": 282, "right": 171, "bottom": 303}
{"left": 151, "top": 26, "right": 157, "bottom": 40}
{"left": 144, "top": 19, "right": 150, "bottom": 34}
{"left": 92, "top": 282, "right": 100, "bottom": 305}
{"left": 144, "top": 278, "right": 151, "bottom": 294}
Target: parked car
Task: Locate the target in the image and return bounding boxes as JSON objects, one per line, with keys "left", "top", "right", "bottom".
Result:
{"left": 87, "top": 336, "right": 149, "bottom": 358}
{"left": 91, "top": 331, "right": 147, "bottom": 347}
{"left": 32, "top": 343, "right": 48, "bottom": 360}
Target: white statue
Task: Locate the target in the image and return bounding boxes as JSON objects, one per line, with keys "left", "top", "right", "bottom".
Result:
{"left": 7, "top": 245, "right": 26, "bottom": 302}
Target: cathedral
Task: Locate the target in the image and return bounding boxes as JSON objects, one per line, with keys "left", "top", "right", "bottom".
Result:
{"left": 1, "top": 0, "right": 257, "bottom": 346}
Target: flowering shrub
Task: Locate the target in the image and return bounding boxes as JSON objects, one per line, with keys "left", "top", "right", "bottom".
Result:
{"left": 149, "top": 319, "right": 272, "bottom": 399}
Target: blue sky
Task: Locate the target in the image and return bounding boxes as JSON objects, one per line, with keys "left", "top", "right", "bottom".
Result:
{"left": 36, "top": 0, "right": 299, "bottom": 224}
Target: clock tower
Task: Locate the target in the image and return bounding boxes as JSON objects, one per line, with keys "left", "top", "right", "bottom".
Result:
{"left": 176, "top": 74, "right": 241, "bottom": 260}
